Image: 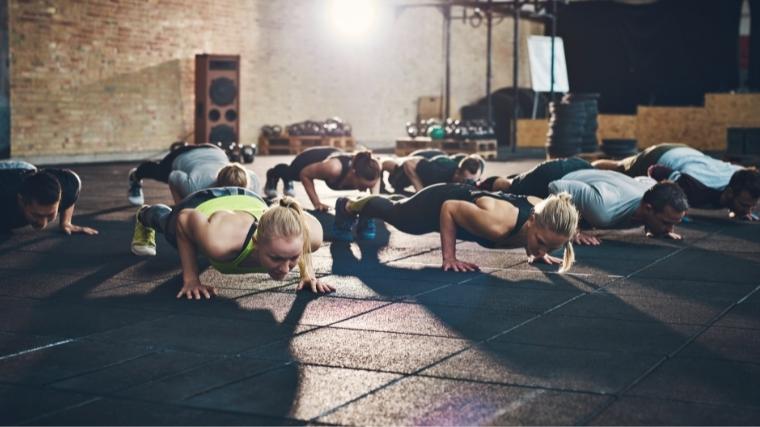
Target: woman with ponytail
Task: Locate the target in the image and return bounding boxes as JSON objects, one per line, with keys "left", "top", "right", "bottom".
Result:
{"left": 264, "top": 147, "right": 382, "bottom": 212}
{"left": 129, "top": 187, "right": 332, "bottom": 299}
{"left": 334, "top": 183, "right": 579, "bottom": 273}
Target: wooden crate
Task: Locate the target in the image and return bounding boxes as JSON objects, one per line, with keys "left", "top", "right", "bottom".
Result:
{"left": 597, "top": 114, "right": 637, "bottom": 140}
{"left": 259, "top": 134, "right": 356, "bottom": 155}
{"left": 440, "top": 139, "right": 497, "bottom": 160}
{"left": 325, "top": 136, "right": 356, "bottom": 151}
{"left": 395, "top": 137, "right": 440, "bottom": 156}
{"left": 516, "top": 119, "right": 549, "bottom": 148}
{"left": 292, "top": 135, "right": 324, "bottom": 151}
{"left": 635, "top": 106, "right": 716, "bottom": 150}
{"left": 257, "top": 135, "right": 293, "bottom": 155}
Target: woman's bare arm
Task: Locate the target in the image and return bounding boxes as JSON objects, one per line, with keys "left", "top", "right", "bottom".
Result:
{"left": 300, "top": 160, "right": 341, "bottom": 211}
{"left": 174, "top": 210, "right": 217, "bottom": 300}
{"left": 439, "top": 198, "right": 512, "bottom": 271}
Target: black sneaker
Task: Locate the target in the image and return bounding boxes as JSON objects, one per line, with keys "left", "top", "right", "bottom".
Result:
{"left": 332, "top": 197, "right": 357, "bottom": 241}
{"left": 127, "top": 168, "right": 144, "bottom": 206}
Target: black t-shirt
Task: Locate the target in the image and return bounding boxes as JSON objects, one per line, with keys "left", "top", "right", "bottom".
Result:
{"left": 0, "top": 168, "right": 82, "bottom": 230}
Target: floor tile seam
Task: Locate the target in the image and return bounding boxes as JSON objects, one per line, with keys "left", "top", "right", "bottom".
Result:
{"left": 0, "top": 338, "right": 77, "bottom": 362}
{"left": 484, "top": 291, "right": 592, "bottom": 343}
{"left": 413, "top": 371, "right": 613, "bottom": 397}
{"left": 176, "top": 360, "right": 298, "bottom": 402}
{"left": 313, "top": 323, "right": 474, "bottom": 340}
{"left": 579, "top": 284, "right": 760, "bottom": 425}
{"left": 536, "top": 312, "right": 723, "bottom": 328}
{"left": 228, "top": 300, "right": 402, "bottom": 356}
{"left": 0, "top": 236, "right": 58, "bottom": 257}
{"left": 310, "top": 305, "right": 560, "bottom": 421}
{"left": 97, "top": 355, "right": 230, "bottom": 396}
{"left": 66, "top": 311, "right": 180, "bottom": 343}
{"left": 483, "top": 336, "right": 677, "bottom": 357}
{"left": 16, "top": 396, "right": 103, "bottom": 426}
{"left": 40, "top": 351, "right": 161, "bottom": 387}
{"left": 24, "top": 390, "right": 309, "bottom": 425}
{"left": 394, "top": 297, "right": 561, "bottom": 314}
{"left": 662, "top": 353, "right": 760, "bottom": 367}
{"left": 619, "top": 390, "right": 760, "bottom": 411}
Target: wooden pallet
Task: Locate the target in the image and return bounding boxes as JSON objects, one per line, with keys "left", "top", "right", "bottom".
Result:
{"left": 395, "top": 137, "right": 440, "bottom": 156}
{"left": 439, "top": 139, "right": 497, "bottom": 160}
{"left": 258, "top": 134, "right": 357, "bottom": 155}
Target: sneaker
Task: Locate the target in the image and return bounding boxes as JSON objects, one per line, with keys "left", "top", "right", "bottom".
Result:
{"left": 356, "top": 217, "right": 376, "bottom": 240}
{"left": 332, "top": 197, "right": 357, "bottom": 242}
{"left": 127, "top": 169, "right": 144, "bottom": 206}
{"left": 264, "top": 174, "right": 278, "bottom": 198}
{"left": 283, "top": 181, "right": 296, "bottom": 197}
{"left": 130, "top": 208, "right": 156, "bottom": 256}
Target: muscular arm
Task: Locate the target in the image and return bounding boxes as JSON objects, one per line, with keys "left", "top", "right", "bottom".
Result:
{"left": 58, "top": 204, "right": 98, "bottom": 235}
{"left": 402, "top": 158, "right": 424, "bottom": 191}
{"left": 174, "top": 210, "right": 218, "bottom": 299}
{"left": 439, "top": 198, "right": 511, "bottom": 271}
{"left": 300, "top": 160, "right": 341, "bottom": 211}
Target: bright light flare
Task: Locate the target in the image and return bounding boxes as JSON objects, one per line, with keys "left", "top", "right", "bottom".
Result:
{"left": 328, "top": 0, "right": 378, "bottom": 40}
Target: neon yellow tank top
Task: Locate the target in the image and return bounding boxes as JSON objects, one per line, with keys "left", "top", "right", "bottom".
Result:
{"left": 194, "top": 195, "right": 269, "bottom": 274}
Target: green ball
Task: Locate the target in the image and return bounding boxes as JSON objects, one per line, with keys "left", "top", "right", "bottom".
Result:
{"left": 428, "top": 125, "right": 445, "bottom": 139}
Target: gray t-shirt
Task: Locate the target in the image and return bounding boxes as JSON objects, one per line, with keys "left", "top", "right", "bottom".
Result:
{"left": 169, "top": 148, "right": 261, "bottom": 199}
{"left": 657, "top": 146, "right": 741, "bottom": 191}
{"left": 548, "top": 169, "right": 656, "bottom": 229}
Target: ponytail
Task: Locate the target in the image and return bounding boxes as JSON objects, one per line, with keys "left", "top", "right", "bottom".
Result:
{"left": 532, "top": 191, "right": 579, "bottom": 273}
{"left": 256, "top": 197, "right": 314, "bottom": 281}
{"left": 352, "top": 150, "right": 381, "bottom": 181}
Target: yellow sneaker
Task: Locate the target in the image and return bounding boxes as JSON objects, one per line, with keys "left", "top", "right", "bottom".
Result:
{"left": 130, "top": 208, "right": 156, "bottom": 256}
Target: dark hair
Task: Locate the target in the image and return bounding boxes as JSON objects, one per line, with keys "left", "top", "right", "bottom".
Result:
{"left": 458, "top": 155, "right": 485, "bottom": 175}
{"left": 728, "top": 168, "right": 760, "bottom": 198}
{"left": 352, "top": 151, "right": 381, "bottom": 181}
{"left": 642, "top": 181, "right": 689, "bottom": 213}
{"left": 19, "top": 171, "right": 62, "bottom": 205}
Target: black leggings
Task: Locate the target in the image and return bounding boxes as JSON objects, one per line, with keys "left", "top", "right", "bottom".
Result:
{"left": 132, "top": 144, "right": 216, "bottom": 183}
{"left": 266, "top": 147, "right": 340, "bottom": 184}
{"left": 500, "top": 157, "right": 592, "bottom": 198}
{"left": 355, "top": 183, "right": 475, "bottom": 234}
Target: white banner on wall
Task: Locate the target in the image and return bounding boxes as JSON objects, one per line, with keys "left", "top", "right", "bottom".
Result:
{"left": 527, "top": 35, "right": 570, "bottom": 93}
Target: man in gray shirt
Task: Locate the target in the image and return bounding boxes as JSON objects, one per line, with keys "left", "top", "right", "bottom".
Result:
{"left": 548, "top": 169, "right": 689, "bottom": 243}
{"left": 128, "top": 143, "right": 261, "bottom": 205}
{"left": 478, "top": 158, "right": 689, "bottom": 244}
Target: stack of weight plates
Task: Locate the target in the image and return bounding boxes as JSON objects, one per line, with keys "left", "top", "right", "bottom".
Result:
{"left": 600, "top": 139, "right": 638, "bottom": 158}
{"left": 546, "top": 101, "right": 585, "bottom": 158}
{"left": 562, "top": 93, "right": 600, "bottom": 153}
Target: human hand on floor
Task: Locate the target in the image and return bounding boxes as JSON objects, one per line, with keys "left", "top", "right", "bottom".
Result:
{"left": 729, "top": 211, "right": 759, "bottom": 221}
{"left": 573, "top": 232, "right": 600, "bottom": 246}
{"left": 297, "top": 276, "right": 335, "bottom": 293}
{"left": 646, "top": 231, "right": 682, "bottom": 240}
{"left": 177, "top": 278, "right": 216, "bottom": 300}
{"left": 528, "top": 254, "right": 563, "bottom": 266}
{"left": 60, "top": 223, "right": 99, "bottom": 235}
{"left": 442, "top": 258, "right": 480, "bottom": 272}
{"left": 313, "top": 203, "right": 330, "bottom": 213}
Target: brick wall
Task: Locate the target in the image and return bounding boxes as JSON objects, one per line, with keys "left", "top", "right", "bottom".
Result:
{"left": 9, "top": 0, "right": 542, "bottom": 158}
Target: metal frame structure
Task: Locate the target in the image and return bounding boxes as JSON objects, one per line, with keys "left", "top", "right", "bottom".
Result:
{"left": 395, "top": 0, "right": 562, "bottom": 152}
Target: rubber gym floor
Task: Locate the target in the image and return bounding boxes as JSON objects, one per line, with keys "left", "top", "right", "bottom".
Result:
{"left": 1, "top": 154, "right": 759, "bottom": 425}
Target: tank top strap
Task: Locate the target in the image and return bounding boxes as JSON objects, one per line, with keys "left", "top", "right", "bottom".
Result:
{"left": 470, "top": 191, "right": 534, "bottom": 237}
{"left": 326, "top": 154, "right": 353, "bottom": 189}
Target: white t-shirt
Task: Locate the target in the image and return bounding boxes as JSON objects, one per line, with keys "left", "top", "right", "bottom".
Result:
{"left": 548, "top": 169, "right": 656, "bottom": 229}
{"left": 657, "top": 146, "right": 741, "bottom": 190}
{"left": 169, "top": 148, "right": 261, "bottom": 199}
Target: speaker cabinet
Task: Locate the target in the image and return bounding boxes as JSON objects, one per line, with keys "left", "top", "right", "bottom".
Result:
{"left": 195, "top": 54, "right": 240, "bottom": 144}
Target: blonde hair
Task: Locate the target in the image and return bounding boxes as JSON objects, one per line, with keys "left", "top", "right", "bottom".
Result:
{"left": 256, "top": 197, "right": 313, "bottom": 281}
{"left": 216, "top": 163, "right": 249, "bottom": 188}
{"left": 532, "top": 192, "right": 579, "bottom": 273}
